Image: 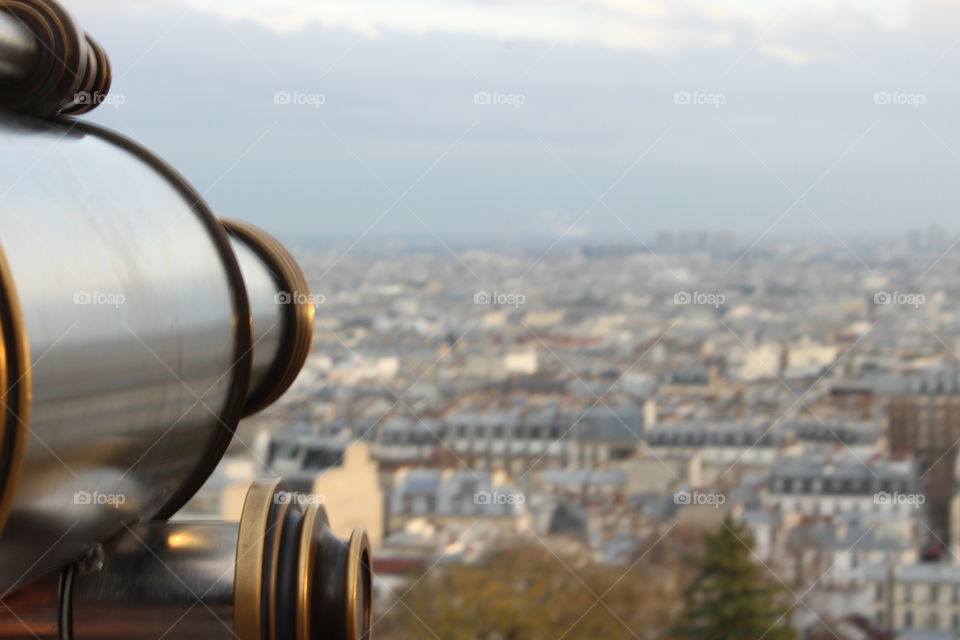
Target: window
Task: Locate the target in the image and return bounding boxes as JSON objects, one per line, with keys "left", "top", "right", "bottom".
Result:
{"left": 904, "top": 610, "right": 913, "bottom": 628}
{"left": 931, "top": 584, "right": 940, "bottom": 603}
{"left": 951, "top": 613, "right": 959, "bottom": 630}
{"left": 875, "top": 583, "right": 884, "bottom": 602}
{"left": 904, "top": 583, "right": 913, "bottom": 603}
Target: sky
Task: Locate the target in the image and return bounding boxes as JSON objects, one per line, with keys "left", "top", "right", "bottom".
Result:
{"left": 70, "top": 0, "right": 960, "bottom": 243}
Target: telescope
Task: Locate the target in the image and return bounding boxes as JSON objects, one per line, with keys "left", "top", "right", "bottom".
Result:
{"left": 0, "top": 1, "right": 373, "bottom": 638}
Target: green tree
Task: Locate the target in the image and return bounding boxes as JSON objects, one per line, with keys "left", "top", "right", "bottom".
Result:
{"left": 672, "top": 516, "right": 797, "bottom": 640}
{"left": 378, "top": 540, "right": 692, "bottom": 640}
{"left": 379, "top": 546, "right": 627, "bottom": 639}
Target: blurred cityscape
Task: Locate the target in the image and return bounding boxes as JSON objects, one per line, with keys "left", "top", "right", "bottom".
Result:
{"left": 183, "top": 225, "right": 960, "bottom": 639}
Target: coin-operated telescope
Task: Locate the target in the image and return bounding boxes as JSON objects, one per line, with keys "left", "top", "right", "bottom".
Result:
{"left": 0, "top": 1, "right": 373, "bottom": 638}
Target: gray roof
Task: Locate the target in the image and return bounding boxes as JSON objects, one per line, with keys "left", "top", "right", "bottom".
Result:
{"left": 784, "top": 420, "right": 882, "bottom": 445}
{"left": 646, "top": 421, "right": 784, "bottom": 447}
{"left": 897, "top": 631, "right": 957, "bottom": 640}
{"left": 401, "top": 470, "right": 443, "bottom": 494}
{"left": 391, "top": 469, "right": 523, "bottom": 518}
{"left": 574, "top": 404, "right": 647, "bottom": 442}
{"left": 541, "top": 469, "right": 628, "bottom": 487}
{"left": 771, "top": 454, "right": 916, "bottom": 480}
{"left": 864, "top": 563, "right": 960, "bottom": 584}
{"left": 789, "top": 523, "right": 912, "bottom": 551}
{"left": 738, "top": 509, "right": 780, "bottom": 525}
{"left": 875, "top": 370, "right": 960, "bottom": 395}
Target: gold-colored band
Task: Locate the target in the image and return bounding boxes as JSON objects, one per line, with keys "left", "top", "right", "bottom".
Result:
{"left": 296, "top": 504, "right": 320, "bottom": 640}
{"left": 221, "top": 219, "right": 314, "bottom": 417}
{"left": 60, "top": 34, "right": 112, "bottom": 116}
{"left": 234, "top": 478, "right": 286, "bottom": 640}
{"left": 0, "top": 242, "right": 29, "bottom": 541}
{"left": 267, "top": 498, "right": 291, "bottom": 640}
{"left": 345, "top": 528, "right": 372, "bottom": 640}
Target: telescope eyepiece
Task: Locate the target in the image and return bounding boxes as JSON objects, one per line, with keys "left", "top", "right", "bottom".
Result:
{"left": 237, "top": 480, "right": 373, "bottom": 640}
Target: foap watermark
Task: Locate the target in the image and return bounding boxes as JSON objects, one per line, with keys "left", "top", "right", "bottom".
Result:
{"left": 874, "top": 291, "right": 925, "bottom": 309}
{"left": 74, "top": 291, "right": 126, "bottom": 309}
{"left": 74, "top": 491, "right": 127, "bottom": 508}
{"left": 74, "top": 91, "right": 126, "bottom": 109}
{"left": 674, "top": 290, "right": 725, "bottom": 309}
{"left": 275, "top": 291, "right": 326, "bottom": 308}
{"left": 474, "top": 290, "right": 526, "bottom": 309}
{"left": 474, "top": 91, "right": 526, "bottom": 109}
{"left": 874, "top": 491, "right": 925, "bottom": 508}
{"left": 274, "top": 90, "right": 326, "bottom": 109}
{"left": 873, "top": 91, "right": 925, "bottom": 109}
{"left": 673, "top": 490, "right": 725, "bottom": 508}
{"left": 474, "top": 490, "right": 525, "bottom": 509}
{"left": 274, "top": 491, "right": 325, "bottom": 507}
{"left": 674, "top": 91, "right": 726, "bottom": 109}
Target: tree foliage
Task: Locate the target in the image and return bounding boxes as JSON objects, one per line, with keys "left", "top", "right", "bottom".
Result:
{"left": 378, "top": 531, "right": 694, "bottom": 640}
{"left": 671, "top": 516, "right": 797, "bottom": 640}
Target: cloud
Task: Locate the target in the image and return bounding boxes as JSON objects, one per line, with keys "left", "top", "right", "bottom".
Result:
{"left": 180, "top": 0, "right": 911, "bottom": 62}
{"left": 71, "top": 0, "right": 960, "bottom": 239}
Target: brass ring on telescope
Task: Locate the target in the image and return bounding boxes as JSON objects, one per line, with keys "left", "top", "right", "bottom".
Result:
{"left": 0, "top": 244, "right": 29, "bottom": 541}
{"left": 57, "top": 33, "right": 94, "bottom": 115}
{"left": 88, "top": 35, "right": 112, "bottom": 110}
{"left": 296, "top": 504, "right": 321, "bottom": 640}
{"left": 265, "top": 498, "right": 292, "bottom": 640}
{"left": 235, "top": 478, "right": 286, "bottom": 640}
{"left": 67, "top": 121, "right": 256, "bottom": 521}
{"left": 345, "top": 528, "right": 372, "bottom": 640}
{"left": 222, "top": 219, "right": 315, "bottom": 417}
{"left": 296, "top": 506, "right": 373, "bottom": 640}
{"left": 0, "top": 0, "right": 87, "bottom": 116}
{"left": 60, "top": 34, "right": 111, "bottom": 116}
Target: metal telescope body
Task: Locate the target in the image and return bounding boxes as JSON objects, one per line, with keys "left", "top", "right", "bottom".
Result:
{"left": 0, "top": 2, "right": 373, "bottom": 638}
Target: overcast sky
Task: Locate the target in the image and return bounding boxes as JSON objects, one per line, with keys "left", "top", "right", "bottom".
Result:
{"left": 72, "top": 0, "right": 960, "bottom": 242}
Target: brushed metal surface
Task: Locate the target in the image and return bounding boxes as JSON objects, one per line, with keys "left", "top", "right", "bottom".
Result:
{"left": 0, "top": 114, "right": 242, "bottom": 594}
{"left": 71, "top": 522, "right": 238, "bottom": 640}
